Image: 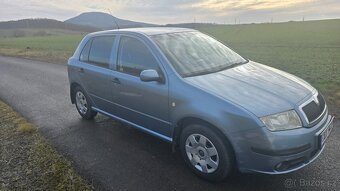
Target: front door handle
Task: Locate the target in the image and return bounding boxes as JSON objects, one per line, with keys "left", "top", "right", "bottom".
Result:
{"left": 78, "top": 68, "right": 84, "bottom": 73}
{"left": 112, "top": 77, "right": 121, "bottom": 84}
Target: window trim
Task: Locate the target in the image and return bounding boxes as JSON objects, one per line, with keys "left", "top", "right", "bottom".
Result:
{"left": 116, "top": 34, "right": 165, "bottom": 80}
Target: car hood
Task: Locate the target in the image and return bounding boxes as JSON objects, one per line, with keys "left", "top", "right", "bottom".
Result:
{"left": 184, "top": 61, "right": 315, "bottom": 117}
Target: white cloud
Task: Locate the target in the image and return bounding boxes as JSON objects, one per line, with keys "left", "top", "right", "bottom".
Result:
{"left": 192, "top": 0, "right": 313, "bottom": 11}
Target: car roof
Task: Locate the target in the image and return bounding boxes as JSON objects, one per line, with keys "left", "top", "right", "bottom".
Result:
{"left": 89, "top": 27, "right": 197, "bottom": 37}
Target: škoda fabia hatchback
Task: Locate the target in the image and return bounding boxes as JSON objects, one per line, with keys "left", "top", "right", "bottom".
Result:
{"left": 68, "top": 28, "right": 334, "bottom": 181}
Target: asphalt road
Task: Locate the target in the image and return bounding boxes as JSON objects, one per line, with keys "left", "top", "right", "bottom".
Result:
{"left": 0, "top": 55, "right": 339, "bottom": 191}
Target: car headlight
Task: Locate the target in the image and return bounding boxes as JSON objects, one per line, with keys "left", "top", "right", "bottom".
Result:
{"left": 260, "top": 110, "right": 302, "bottom": 131}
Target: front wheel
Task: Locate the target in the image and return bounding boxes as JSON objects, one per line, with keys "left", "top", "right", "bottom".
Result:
{"left": 180, "top": 124, "right": 235, "bottom": 182}
{"left": 73, "top": 86, "right": 97, "bottom": 120}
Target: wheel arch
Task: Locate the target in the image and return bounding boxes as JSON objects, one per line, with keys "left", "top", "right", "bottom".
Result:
{"left": 70, "top": 82, "right": 81, "bottom": 104}
{"left": 173, "top": 117, "right": 236, "bottom": 158}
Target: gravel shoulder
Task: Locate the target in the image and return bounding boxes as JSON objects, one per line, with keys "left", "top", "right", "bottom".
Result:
{"left": 0, "top": 100, "right": 93, "bottom": 190}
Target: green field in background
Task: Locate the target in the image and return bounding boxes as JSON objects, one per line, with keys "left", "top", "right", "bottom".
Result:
{"left": 0, "top": 19, "right": 339, "bottom": 115}
{"left": 0, "top": 34, "right": 84, "bottom": 63}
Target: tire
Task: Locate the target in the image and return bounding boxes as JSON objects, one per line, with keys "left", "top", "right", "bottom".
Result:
{"left": 179, "top": 123, "right": 235, "bottom": 182}
{"left": 73, "top": 86, "right": 97, "bottom": 120}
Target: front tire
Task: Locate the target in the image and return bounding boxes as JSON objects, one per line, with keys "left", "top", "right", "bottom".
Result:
{"left": 73, "top": 86, "right": 97, "bottom": 120}
{"left": 179, "top": 123, "right": 235, "bottom": 182}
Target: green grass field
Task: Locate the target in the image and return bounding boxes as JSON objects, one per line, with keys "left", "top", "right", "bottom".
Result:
{"left": 0, "top": 19, "right": 339, "bottom": 116}
{"left": 0, "top": 33, "right": 84, "bottom": 63}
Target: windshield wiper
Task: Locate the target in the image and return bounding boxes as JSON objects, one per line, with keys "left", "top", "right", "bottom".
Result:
{"left": 183, "top": 59, "right": 249, "bottom": 78}
{"left": 231, "top": 59, "right": 249, "bottom": 67}
{"left": 215, "top": 59, "right": 249, "bottom": 73}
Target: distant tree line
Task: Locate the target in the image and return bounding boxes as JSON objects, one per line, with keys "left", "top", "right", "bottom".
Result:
{"left": 0, "top": 18, "right": 98, "bottom": 32}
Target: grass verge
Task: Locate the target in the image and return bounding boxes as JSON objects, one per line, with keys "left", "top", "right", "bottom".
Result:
{"left": 0, "top": 48, "right": 71, "bottom": 64}
{"left": 0, "top": 101, "right": 93, "bottom": 190}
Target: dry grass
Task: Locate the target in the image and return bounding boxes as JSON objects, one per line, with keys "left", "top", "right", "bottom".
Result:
{"left": 17, "top": 123, "right": 36, "bottom": 134}
{"left": 0, "top": 101, "right": 93, "bottom": 190}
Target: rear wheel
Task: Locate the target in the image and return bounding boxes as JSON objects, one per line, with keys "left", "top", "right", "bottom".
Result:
{"left": 180, "top": 123, "right": 234, "bottom": 181}
{"left": 73, "top": 86, "right": 97, "bottom": 120}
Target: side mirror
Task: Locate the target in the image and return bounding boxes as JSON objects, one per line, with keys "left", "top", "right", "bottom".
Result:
{"left": 140, "top": 69, "right": 161, "bottom": 82}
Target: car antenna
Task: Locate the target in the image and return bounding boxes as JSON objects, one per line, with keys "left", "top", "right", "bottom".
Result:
{"left": 107, "top": 9, "right": 120, "bottom": 30}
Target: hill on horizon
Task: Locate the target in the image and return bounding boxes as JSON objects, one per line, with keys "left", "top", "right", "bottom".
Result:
{"left": 1, "top": 13, "right": 339, "bottom": 38}
{"left": 64, "top": 12, "right": 157, "bottom": 29}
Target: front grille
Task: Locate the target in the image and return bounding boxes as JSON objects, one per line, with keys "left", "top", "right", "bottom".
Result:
{"left": 302, "top": 93, "right": 325, "bottom": 123}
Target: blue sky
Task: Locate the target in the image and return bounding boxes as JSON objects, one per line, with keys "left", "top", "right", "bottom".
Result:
{"left": 1, "top": 0, "right": 340, "bottom": 24}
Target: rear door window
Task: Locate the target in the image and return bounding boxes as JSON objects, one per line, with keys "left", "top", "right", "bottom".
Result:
{"left": 88, "top": 36, "right": 115, "bottom": 68}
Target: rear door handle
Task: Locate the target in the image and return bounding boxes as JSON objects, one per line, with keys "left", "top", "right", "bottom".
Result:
{"left": 78, "top": 68, "right": 84, "bottom": 73}
{"left": 112, "top": 77, "right": 121, "bottom": 84}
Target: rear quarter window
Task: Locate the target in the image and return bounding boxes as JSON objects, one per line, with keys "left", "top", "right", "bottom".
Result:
{"left": 79, "top": 39, "right": 92, "bottom": 62}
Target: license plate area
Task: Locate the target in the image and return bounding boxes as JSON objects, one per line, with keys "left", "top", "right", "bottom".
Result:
{"left": 318, "top": 117, "right": 334, "bottom": 148}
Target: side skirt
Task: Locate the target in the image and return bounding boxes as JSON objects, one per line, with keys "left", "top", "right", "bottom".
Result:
{"left": 92, "top": 107, "right": 173, "bottom": 143}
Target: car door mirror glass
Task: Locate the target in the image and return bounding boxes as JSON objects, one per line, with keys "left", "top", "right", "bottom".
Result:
{"left": 140, "top": 69, "right": 160, "bottom": 82}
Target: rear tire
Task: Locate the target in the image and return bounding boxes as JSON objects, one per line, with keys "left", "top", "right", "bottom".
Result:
{"left": 179, "top": 123, "right": 235, "bottom": 182}
{"left": 73, "top": 86, "right": 97, "bottom": 120}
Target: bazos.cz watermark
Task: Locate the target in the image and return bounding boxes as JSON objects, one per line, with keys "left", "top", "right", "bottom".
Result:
{"left": 284, "top": 178, "right": 337, "bottom": 188}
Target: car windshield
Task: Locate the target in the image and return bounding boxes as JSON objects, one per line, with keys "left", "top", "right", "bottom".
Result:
{"left": 152, "top": 31, "right": 247, "bottom": 77}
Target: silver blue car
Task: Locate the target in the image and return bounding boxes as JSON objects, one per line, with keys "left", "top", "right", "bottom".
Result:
{"left": 67, "top": 28, "right": 334, "bottom": 181}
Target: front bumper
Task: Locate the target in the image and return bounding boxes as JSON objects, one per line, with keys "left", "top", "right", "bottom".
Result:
{"left": 231, "top": 112, "right": 334, "bottom": 174}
